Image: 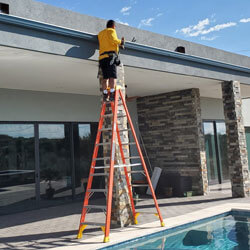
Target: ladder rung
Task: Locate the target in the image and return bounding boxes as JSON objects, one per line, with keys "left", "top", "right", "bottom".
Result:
{"left": 101, "top": 114, "right": 127, "bottom": 118}
{"left": 93, "top": 163, "right": 142, "bottom": 169}
{"left": 136, "top": 211, "right": 158, "bottom": 214}
{"left": 94, "top": 157, "right": 109, "bottom": 161}
{"left": 81, "top": 222, "right": 105, "bottom": 226}
{"left": 84, "top": 205, "right": 106, "bottom": 210}
{"left": 99, "top": 128, "right": 131, "bottom": 132}
{"left": 127, "top": 170, "right": 145, "bottom": 174}
{"left": 96, "top": 142, "right": 110, "bottom": 146}
{"left": 125, "top": 156, "right": 141, "bottom": 160}
{"left": 132, "top": 184, "right": 149, "bottom": 187}
{"left": 87, "top": 189, "right": 107, "bottom": 192}
{"left": 122, "top": 142, "right": 136, "bottom": 145}
{"left": 90, "top": 173, "right": 109, "bottom": 177}
{"left": 133, "top": 198, "right": 148, "bottom": 202}
{"left": 94, "top": 156, "right": 140, "bottom": 161}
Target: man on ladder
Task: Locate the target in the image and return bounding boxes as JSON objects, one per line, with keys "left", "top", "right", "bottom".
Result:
{"left": 98, "top": 19, "right": 125, "bottom": 101}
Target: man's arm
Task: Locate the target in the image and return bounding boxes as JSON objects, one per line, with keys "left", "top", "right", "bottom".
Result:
{"left": 108, "top": 29, "right": 121, "bottom": 45}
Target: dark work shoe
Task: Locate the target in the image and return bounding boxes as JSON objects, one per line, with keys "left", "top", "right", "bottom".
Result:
{"left": 109, "top": 92, "right": 115, "bottom": 101}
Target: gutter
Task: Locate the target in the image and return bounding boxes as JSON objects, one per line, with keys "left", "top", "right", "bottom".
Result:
{"left": 1, "top": 14, "right": 250, "bottom": 74}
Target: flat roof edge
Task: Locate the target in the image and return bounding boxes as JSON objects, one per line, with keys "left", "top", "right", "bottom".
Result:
{"left": 1, "top": 13, "right": 250, "bottom": 75}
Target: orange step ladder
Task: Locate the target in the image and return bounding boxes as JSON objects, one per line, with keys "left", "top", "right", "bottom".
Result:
{"left": 77, "top": 88, "right": 164, "bottom": 243}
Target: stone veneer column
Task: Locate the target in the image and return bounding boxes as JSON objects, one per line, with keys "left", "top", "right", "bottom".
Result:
{"left": 137, "top": 88, "right": 208, "bottom": 195}
{"left": 222, "top": 81, "right": 250, "bottom": 197}
{"left": 99, "top": 64, "right": 133, "bottom": 227}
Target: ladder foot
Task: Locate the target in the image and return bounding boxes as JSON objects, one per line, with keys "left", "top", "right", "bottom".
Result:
{"left": 76, "top": 233, "right": 82, "bottom": 239}
{"left": 76, "top": 225, "right": 87, "bottom": 239}
{"left": 103, "top": 236, "right": 110, "bottom": 243}
{"left": 161, "top": 221, "right": 165, "bottom": 227}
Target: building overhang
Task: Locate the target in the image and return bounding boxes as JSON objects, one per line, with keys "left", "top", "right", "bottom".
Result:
{"left": 1, "top": 13, "right": 250, "bottom": 99}
{"left": 1, "top": 45, "right": 250, "bottom": 99}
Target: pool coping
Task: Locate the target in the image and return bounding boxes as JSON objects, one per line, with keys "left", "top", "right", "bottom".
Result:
{"left": 50, "top": 203, "right": 250, "bottom": 250}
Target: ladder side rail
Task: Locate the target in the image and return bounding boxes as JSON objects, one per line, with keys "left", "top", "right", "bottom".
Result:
{"left": 118, "top": 90, "right": 164, "bottom": 226}
{"left": 78, "top": 103, "right": 106, "bottom": 227}
{"left": 115, "top": 120, "right": 136, "bottom": 222}
{"left": 104, "top": 92, "right": 119, "bottom": 243}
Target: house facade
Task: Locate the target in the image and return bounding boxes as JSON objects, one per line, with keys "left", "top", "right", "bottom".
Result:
{"left": 0, "top": 0, "right": 250, "bottom": 215}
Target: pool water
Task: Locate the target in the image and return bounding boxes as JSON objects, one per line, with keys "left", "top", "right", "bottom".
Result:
{"left": 102, "top": 211, "right": 250, "bottom": 249}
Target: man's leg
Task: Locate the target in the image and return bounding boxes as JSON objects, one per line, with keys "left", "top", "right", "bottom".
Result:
{"left": 102, "top": 78, "right": 109, "bottom": 91}
{"left": 109, "top": 78, "right": 116, "bottom": 101}
{"left": 102, "top": 78, "right": 109, "bottom": 101}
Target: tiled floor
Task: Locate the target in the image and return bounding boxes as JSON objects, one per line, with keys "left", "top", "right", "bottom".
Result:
{"left": 1, "top": 183, "right": 250, "bottom": 250}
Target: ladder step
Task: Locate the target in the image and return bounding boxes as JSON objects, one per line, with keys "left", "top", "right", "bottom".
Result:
{"left": 94, "top": 157, "right": 109, "bottom": 161}
{"left": 81, "top": 222, "right": 105, "bottom": 226}
{"left": 136, "top": 211, "right": 158, "bottom": 214}
{"left": 132, "top": 184, "right": 149, "bottom": 187}
{"left": 93, "top": 163, "right": 142, "bottom": 169}
{"left": 88, "top": 189, "right": 107, "bottom": 192}
{"left": 127, "top": 170, "right": 145, "bottom": 174}
{"left": 125, "top": 156, "right": 141, "bottom": 160}
{"left": 94, "top": 156, "right": 140, "bottom": 161}
{"left": 84, "top": 205, "right": 106, "bottom": 210}
{"left": 99, "top": 128, "right": 131, "bottom": 132}
{"left": 96, "top": 142, "right": 110, "bottom": 146}
{"left": 122, "top": 142, "right": 136, "bottom": 145}
{"left": 101, "top": 114, "right": 127, "bottom": 118}
{"left": 90, "top": 173, "right": 109, "bottom": 177}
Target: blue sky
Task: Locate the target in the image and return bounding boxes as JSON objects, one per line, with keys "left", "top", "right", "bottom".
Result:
{"left": 37, "top": 0, "right": 250, "bottom": 56}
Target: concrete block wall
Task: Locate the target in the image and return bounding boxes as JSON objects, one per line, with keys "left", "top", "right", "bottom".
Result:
{"left": 137, "top": 88, "right": 208, "bottom": 195}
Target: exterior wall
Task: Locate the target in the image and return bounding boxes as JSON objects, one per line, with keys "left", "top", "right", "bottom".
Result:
{"left": 2, "top": 0, "right": 250, "bottom": 69}
{"left": 1, "top": 1, "right": 250, "bottom": 85}
{"left": 243, "top": 99, "right": 250, "bottom": 126}
{"left": 137, "top": 88, "right": 208, "bottom": 195}
{"left": 0, "top": 88, "right": 99, "bottom": 122}
{"left": 200, "top": 97, "right": 224, "bottom": 120}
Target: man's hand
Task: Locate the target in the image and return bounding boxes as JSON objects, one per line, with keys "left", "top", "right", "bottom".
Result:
{"left": 120, "top": 37, "right": 125, "bottom": 49}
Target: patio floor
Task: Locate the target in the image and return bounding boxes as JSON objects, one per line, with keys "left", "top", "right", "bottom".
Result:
{"left": 1, "top": 183, "right": 250, "bottom": 250}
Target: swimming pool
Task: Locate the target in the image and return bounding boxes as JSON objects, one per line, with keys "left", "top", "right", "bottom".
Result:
{"left": 101, "top": 210, "right": 250, "bottom": 249}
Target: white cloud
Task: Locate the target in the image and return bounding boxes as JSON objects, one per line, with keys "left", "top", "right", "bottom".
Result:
{"left": 176, "top": 18, "right": 236, "bottom": 37}
{"left": 137, "top": 12, "right": 163, "bottom": 29}
{"left": 120, "top": 6, "right": 131, "bottom": 15}
{"left": 240, "top": 18, "right": 250, "bottom": 23}
{"left": 200, "top": 36, "right": 218, "bottom": 41}
{"left": 115, "top": 18, "right": 129, "bottom": 26}
{"left": 138, "top": 17, "right": 155, "bottom": 28}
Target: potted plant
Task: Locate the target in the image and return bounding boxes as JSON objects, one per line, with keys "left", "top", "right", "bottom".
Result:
{"left": 41, "top": 168, "right": 61, "bottom": 199}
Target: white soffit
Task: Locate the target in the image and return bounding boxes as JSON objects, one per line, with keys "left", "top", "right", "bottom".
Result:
{"left": 1, "top": 45, "right": 249, "bottom": 99}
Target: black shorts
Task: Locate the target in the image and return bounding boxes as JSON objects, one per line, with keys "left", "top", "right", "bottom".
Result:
{"left": 99, "top": 57, "right": 117, "bottom": 79}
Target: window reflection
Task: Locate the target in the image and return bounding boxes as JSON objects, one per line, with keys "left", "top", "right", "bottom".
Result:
{"left": 39, "top": 124, "right": 71, "bottom": 204}
{"left": 245, "top": 127, "right": 250, "bottom": 170}
{"left": 204, "top": 122, "right": 218, "bottom": 184}
{"left": 216, "top": 122, "right": 229, "bottom": 181}
{"left": 75, "top": 124, "right": 92, "bottom": 197}
{"left": 0, "top": 124, "right": 35, "bottom": 214}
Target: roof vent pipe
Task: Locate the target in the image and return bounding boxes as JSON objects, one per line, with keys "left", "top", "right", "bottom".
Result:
{"left": 175, "top": 46, "right": 185, "bottom": 53}
{"left": 0, "top": 3, "right": 9, "bottom": 14}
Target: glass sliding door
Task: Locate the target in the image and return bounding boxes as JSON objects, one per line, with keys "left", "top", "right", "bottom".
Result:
{"left": 246, "top": 127, "right": 250, "bottom": 170}
{"left": 204, "top": 122, "right": 219, "bottom": 184}
{"left": 0, "top": 121, "right": 98, "bottom": 215}
{"left": 74, "top": 123, "right": 98, "bottom": 199}
{"left": 0, "top": 124, "right": 35, "bottom": 215}
{"left": 39, "top": 124, "right": 71, "bottom": 207}
{"left": 203, "top": 121, "right": 229, "bottom": 184}
{"left": 216, "top": 122, "right": 229, "bottom": 181}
